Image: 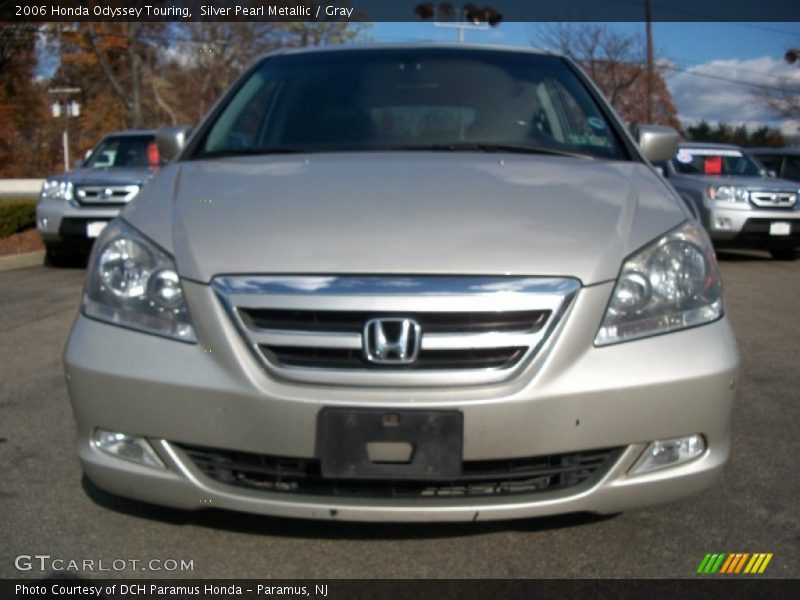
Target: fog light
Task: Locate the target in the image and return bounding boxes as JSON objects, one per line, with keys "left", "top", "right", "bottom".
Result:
{"left": 714, "top": 217, "right": 732, "bottom": 230}
{"left": 630, "top": 434, "right": 705, "bottom": 474}
{"left": 93, "top": 429, "right": 164, "bottom": 468}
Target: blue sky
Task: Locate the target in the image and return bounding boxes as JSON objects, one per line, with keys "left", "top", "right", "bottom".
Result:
{"left": 371, "top": 22, "right": 800, "bottom": 134}
{"left": 371, "top": 22, "right": 798, "bottom": 64}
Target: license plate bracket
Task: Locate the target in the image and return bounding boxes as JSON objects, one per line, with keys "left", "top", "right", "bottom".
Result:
{"left": 317, "top": 408, "right": 463, "bottom": 480}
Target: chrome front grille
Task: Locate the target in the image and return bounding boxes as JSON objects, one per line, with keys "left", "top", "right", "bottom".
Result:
{"left": 213, "top": 276, "right": 580, "bottom": 387}
{"left": 75, "top": 185, "right": 140, "bottom": 205}
{"left": 749, "top": 191, "right": 797, "bottom": 209}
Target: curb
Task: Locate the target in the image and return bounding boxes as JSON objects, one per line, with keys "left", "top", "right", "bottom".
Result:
{"left": 0, "top": 250, "right": 44, "bottom": 272}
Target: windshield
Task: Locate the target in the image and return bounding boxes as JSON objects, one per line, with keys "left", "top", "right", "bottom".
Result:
{"left": 86, "top": 135, "right": 157, "bottom": 169}
{"left": 671, "top": 147, "right": 762, "bottom": 177}
{"left": 195, "top": 48, "right": 627, "bottom": 161}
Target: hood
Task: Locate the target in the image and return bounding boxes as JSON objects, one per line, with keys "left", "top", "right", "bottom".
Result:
{"left": 679, "top": 173, "right": 800, "bottom": 191}
{"left": 123, "top": 153, "right": 687, "bottom": 285}
{"left": 53, "top": 166, "right": 154, "bottom": 186}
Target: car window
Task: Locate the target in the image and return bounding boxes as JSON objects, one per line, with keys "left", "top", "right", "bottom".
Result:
{"left": 754, "top": 154, "right": 781, "bottom": 174}
{"left": 198, "top": 49, "right": 627, "bottom": 160}
{"left": 782, "top": 156, "right": 800, "bottom": 181}
{"left": 86, "top": 136, "right": 157, "bottom": 168}
{"left": 671, "top": 148, "right": 761, "bottom": 177}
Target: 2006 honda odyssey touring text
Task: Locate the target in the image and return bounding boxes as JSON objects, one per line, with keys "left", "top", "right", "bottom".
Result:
{"left": 64, "top": 45, "right": 739, "bottom": 522}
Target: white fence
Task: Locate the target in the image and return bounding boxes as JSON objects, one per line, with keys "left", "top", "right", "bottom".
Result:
{"left": 0, "top": 179, "right": 43, "bottom": 200}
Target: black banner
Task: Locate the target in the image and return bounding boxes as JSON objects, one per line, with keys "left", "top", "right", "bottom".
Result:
{"left": 2, "top": 0, "right": 800, "bottom": 22}
{"left": 3, "top": 579, "right": 800, "bottom": 600}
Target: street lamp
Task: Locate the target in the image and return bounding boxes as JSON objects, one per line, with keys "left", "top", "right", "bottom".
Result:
{"left": 414, "top": 3, "right": 502, "bottom": 43}
{"left": 48, "top": 87, "right": 81, "bottom": 172}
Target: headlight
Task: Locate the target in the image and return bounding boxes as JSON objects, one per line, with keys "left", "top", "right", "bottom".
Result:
{"left": 706, "top": 185, "right": 748, "bottom": 203}
{"left": 83, "top": 220, "right": 196, "bottom": 342}
{"left": 595, "top": 222, "right": 723, "bottom": 346}
{"left": 40, "top": 179, "right": 73, "bottom": 202}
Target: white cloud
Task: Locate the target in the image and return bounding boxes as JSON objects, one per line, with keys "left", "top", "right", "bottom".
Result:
{"left": 664, "top": 56, "right": 800, "bottom": 134}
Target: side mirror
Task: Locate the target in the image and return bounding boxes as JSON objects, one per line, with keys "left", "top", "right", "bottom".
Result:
{"left": 156, "top": 125, "right": 192, "bottom": 163}
{"left": 768, "top": 169, "right": 777, "bottom": 178}
{"left": 635, "top": 125, "right": 680, "bottom": 164}
{"left": 84, "top": 149, "right": 93, "bottom": 161}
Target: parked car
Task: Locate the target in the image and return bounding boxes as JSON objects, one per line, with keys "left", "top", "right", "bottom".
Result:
{"left": 36, "top": 130, "right": 158, "bottom": 264}
{"left": 658, "top": 142, "right": 800, "bottom": 260}
{"left": 748, "top": 146, "right": 800, "bottom": 183}
{"left": 64, "top": 45, "right": 739, "bottom": 522}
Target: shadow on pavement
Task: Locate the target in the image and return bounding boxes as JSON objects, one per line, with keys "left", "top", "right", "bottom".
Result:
{"left": 715, "top": 250, "right": 771, "bottom": 262}
{"left": 81, "top": 475, "right": 618, "bottom": 540}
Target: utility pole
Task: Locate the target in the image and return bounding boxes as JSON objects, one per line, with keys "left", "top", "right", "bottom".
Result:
{"left": 645, "top": 0, "right": 654, "bottom": 123}
{"left": 48, "top": 87, "right": 81, "bottom": 172}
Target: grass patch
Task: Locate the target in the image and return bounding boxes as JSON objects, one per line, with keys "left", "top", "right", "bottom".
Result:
{"left": 0, "top": 200, "right": 37, "bottom": 239}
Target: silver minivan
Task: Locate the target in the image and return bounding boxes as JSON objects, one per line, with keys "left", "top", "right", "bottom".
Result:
{"left": 64, "top": 45, "right": 738, "bottom": 522}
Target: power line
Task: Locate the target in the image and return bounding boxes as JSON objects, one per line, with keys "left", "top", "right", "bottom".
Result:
{"left": 666, "top": 62, "right": 798, "bottom": 92}
{"left": 666, "top": 57, "right": 792, "bottom": 80}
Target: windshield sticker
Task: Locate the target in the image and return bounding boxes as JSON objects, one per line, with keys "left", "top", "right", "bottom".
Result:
{"left": 569, "top": 134, "right": 612, "bottom": 148}
{"left": 704, "top": 156, "right": 723, "bottom": 175}
{"left": 676, "top": 151, "right": 694, "bottom": 164}
{"left": 587, "top": 117, "right": 606, "bottom": 130}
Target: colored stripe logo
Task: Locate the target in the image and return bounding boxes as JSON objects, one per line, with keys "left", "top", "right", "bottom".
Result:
{"left": 697, "top": 553, "right": 773, "bottom": 574}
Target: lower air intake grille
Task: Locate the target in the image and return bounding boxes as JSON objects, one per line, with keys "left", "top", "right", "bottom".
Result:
{"left": 178, "top": 444, "right": 623, "bottom": 499}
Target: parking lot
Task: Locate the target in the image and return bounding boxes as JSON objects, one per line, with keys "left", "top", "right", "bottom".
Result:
{"left": 0, "top": 253, "right": 798, "bottom": 579}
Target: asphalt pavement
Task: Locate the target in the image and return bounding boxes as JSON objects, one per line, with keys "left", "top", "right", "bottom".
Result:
{"left": 0, "top": 252, "right": 798, "bottom": 579}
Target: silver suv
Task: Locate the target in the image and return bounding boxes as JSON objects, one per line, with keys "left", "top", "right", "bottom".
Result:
{"left": 64, "top": 45, "right": 739, "bottom": 522}
{"left": 36, "top": 130, "right": 158, "bottom": 264}
{"left": 660, "top": 142, "right": 800, "bottom": 260}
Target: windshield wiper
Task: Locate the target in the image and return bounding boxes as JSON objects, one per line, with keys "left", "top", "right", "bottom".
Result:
{"left": 392, "top": 143, "right": 595, "bottom": 159}
{"left": 197, "top": 147, "right": 309, "bottom": 159}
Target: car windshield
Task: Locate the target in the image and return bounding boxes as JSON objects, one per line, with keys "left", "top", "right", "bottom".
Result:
{"left": 671, "top": 147, "right": 762, "bottom": 177}
{"left": 195, "top": 48, "right": 627, "bottom": 161}
{"left": 85, "top": 135, "right": 157, "bottom": 168}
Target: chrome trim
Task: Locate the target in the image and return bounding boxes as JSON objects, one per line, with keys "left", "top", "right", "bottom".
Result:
{"left": 213, "top": 276, "right": 581, "bottom": 387}
{"left": 75, "top": 184, "right": 140, "bottom": 205}
{"left": 241, "top": 329, "right": 545, "bottom": 350}
{"left": 749, "top": 191, "right": 796, "bottom": 209}
{"left": 212, "top": 276, "right": 579, "bottom": 297}
{"left": 245, "top": 329, "right": 362, "bottom": 349}
{"left": 421, "top": 331, "right": 546, "bottom": 350}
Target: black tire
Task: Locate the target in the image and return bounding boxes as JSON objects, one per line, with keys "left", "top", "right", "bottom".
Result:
{"left": 769, "top": 247, "right": 800, "bottom": 261}
{"left": 44, "top": 244, "right": 87, "bottom": 268}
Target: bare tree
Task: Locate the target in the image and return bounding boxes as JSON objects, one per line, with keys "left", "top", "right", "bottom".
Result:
{"left": 533, "top": 23, "right": 646, "bottom": 108}
{"left": 155, "top": 22, "right": 370, "bottom": 125}
{"left": 755, "top": 77, "right": 800, "bottom": 122}
{"left": 531, "top": 23, "right": 679, "bottom": 128}
{"left": 82, "top": 22, "right": 152, "bottom": 128}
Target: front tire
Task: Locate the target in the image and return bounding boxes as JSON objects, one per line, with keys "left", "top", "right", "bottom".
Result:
{"left": 769, "top": 247, "right": 800, "bottom": 261}
{"left": 44, "top": 244, "right": 87, "bottom": 268}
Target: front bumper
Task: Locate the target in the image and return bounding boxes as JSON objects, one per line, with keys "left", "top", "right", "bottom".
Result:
{"left": 64, "top": 281, "right": 739, "bottom": 522}
{"left": 705, "top": 206, "right": 800, "bottom": 248}
{"left": 36, "top": 198, "right": 121, "bottom": 249}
